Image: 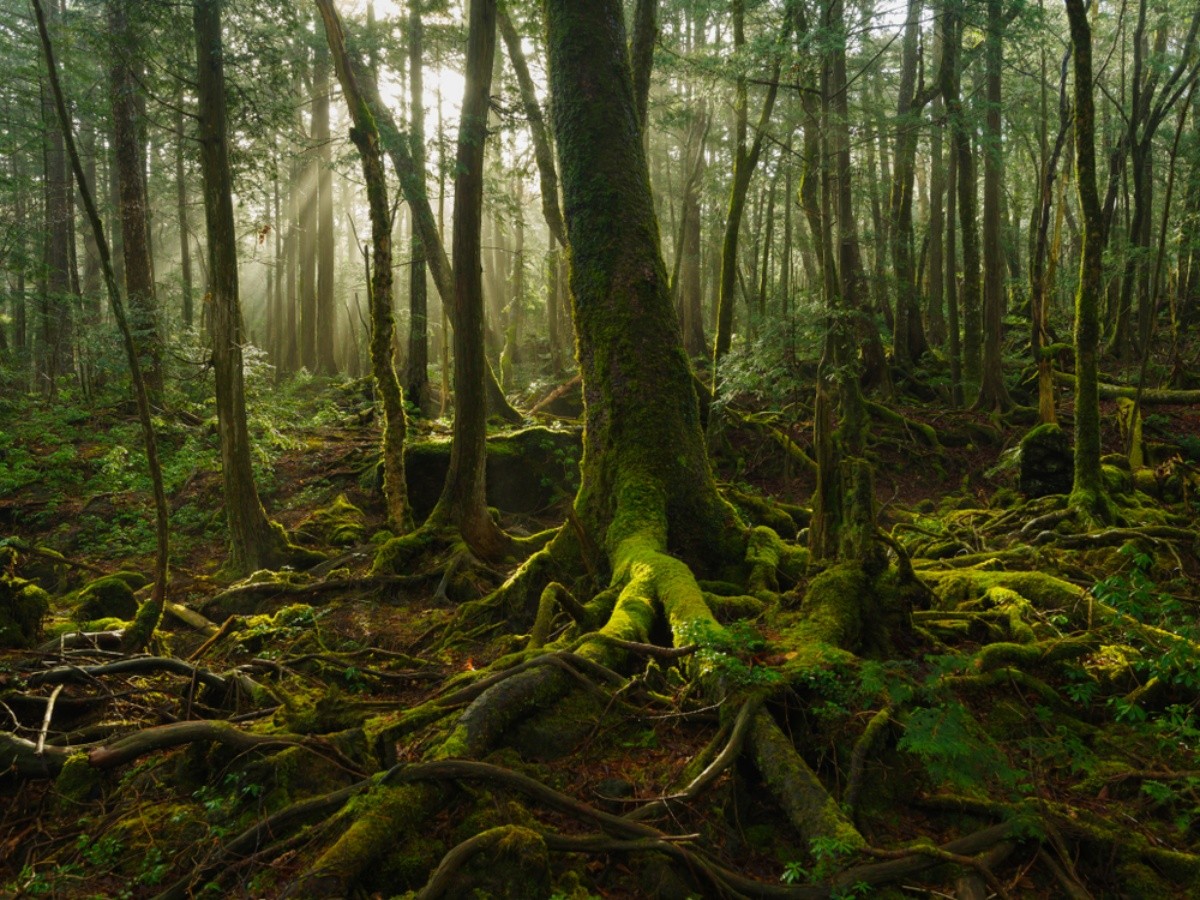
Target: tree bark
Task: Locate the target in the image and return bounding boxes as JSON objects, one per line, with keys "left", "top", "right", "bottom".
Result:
{"left": 425, "top": 0, "right": 510, "bottom": 559}
{"left": 194, "top": 0, "right": 291, "bottom": 573}
{"left": 316, "top": 0, "right": 410, "bottom": 533}
{"left": 546, "top": 0, "right": 743, "bottom": 574}
{"left": 314, "top": 37, "right": 337, "bottom": 375}
{"left": 405, "top": 1, "right": 431, "bottom": 415}
{"left": 1065, "top": 0, "right": 1109, "bottom": 517}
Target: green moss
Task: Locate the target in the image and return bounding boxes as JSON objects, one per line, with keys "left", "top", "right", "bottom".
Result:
{"left": 69, "top": 575, "right": 138, "bottom": 622}
{"left": 0, "top": 575, "right": 50, "bottom": 647}
{"left": 302, "top": 494, "right": 367, "bottom": 546}
{"left": 54, "top": 752, "right": 101, "bottom": 808}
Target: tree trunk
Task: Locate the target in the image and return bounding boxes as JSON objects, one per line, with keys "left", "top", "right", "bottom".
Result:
{"left": 109, "top": 0, "right": 161, "bottom": 404}
{"left": 426, "top": 0, "right": 510, "bottom": 559}
{"left": 712, "top": 0, "right": 786, "bottom": 387}
{"left": 313, "top": 38, "right": 337, "bottom": 375}
{"left": 405, "top": 1, "right": 431, "bottom": 415}
{"left": 194, "top": 0, "right": 291, "bottom": 573}
{"left": 175, "top": 101, "right": 194, "bottom": 331}
{"left": 1065, "top": 0, "right": 1110, "bottom": 519}
{"left": 316, "top": 0, "right": 410, "bottom": 533}
{"left": 974, "top": 0, "right": 1011, "bottom": 411}
{"left": 546, "top": 0, "right": 743, "bottom": 575}
{"left": 299, "top": 50, "right": 317, "bottom": 372}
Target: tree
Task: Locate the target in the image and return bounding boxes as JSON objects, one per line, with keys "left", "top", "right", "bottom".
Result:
{"left": 404, "top": 0, "right": 431, "bottom": 416}
{"left": 315, "top": 0, "right": 409, "bottom": 533}
{"left": 194, "top": 0, "right": 297, "bottom": 573}
{"left": 1065, "top": 0, "right": 1111, "bottom": 521}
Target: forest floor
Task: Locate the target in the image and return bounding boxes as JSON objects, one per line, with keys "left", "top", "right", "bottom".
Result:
{"left": 2, "top": 371, "right": 1200, "bottom": 899}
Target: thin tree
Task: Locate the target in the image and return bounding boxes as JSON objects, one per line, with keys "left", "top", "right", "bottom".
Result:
{"left": 1064, "top": 0, "right": 1113, "bottom": 521}
{"left": 31, "top": 0, "right": 167, "bottom": 651}
{"left": 194, "top": 0, "right": 297, "bottom": 573}
{"left": 315, "top": 0, "right": 409, "bottom": 533}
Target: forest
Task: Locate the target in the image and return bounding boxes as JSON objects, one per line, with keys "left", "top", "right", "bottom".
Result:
{"left": 2, "top": 0, "right": 1200, "bottom": 896}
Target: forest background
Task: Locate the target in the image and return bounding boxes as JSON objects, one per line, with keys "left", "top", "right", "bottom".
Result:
{"left": 2, "top": 0, "right": 1200, "bottom": 897}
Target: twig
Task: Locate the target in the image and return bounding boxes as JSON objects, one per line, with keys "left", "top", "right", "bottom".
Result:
{"left": 34, "top": 684, "right": 63, "bottom": 756}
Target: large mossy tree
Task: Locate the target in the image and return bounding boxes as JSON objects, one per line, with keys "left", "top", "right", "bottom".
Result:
{"left": 547, "top": 0, "right": 744, "bottom": 591}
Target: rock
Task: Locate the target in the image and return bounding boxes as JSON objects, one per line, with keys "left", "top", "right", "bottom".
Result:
{"left": 71, "top": 574, "right": 139, "bottom": 622}
{"left": 1019, "top": 423, "right": 1072, "bottom": 497}
{"left": 0, "top": 575, "right": 50, "bottom": 647}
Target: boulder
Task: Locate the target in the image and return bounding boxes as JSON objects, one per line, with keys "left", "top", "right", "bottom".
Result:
{"left": 1019, "top": 423, "right": 1073, "bottom": 497}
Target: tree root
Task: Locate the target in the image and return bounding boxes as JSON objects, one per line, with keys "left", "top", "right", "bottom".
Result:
{"left": 627, "top": 696, "right": 760, "bottom": 822}
{"left": 843, "top": 707, "right": 892, "bottom": 817}
{"left": 748, "top": 709, "right": 865, "bottom": 849}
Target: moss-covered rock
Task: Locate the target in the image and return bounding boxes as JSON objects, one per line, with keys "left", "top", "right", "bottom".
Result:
{"left": 1019, "top": 423, "right": 1072, "bottom": 497}
{"left": 299, "top": 494, "right": 367, "bottom": 547}
{"left": 68, "top": 574, "right": 141, "bottom": 622}
{"left": 403, "top": 426, "right": 581, "bottom": 519}
{"left": 0, "top": 575, "right": 50, "bottom": 647}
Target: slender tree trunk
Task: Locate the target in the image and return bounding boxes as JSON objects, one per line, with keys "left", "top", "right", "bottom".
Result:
{"left": 175, "top": 102, "right": 194, "bottom": 331}
{"left": 194, "top": 0, "right": 291, "bottom": 573}
{"left": 1065, "top": 0, "right": 1109, "bottom": 517}
{"left": 313, "top": 39, "right": 337, "bottom": 375}
{"left": 299, "top": 50, "right": 317, "bottom": 372}
{"left": 405, "top": 1, "right": 431, "bottom": 415}
{"left": 712, "top": 0, "right": 786, "bottom": 386}
{"left": 888, "top": 0, "right": 928, "bottom": 368}
{"left": 109, "top": 0, "right": 162, "bottom": 403}
{"left": 974, "top": 0, "right": 1011, "bottom": 411}
{"left": 316, "top": 0, "right": 410, "bottom": 532}
{"left": 426, "top": 0, "right": 510, "bottom": 559}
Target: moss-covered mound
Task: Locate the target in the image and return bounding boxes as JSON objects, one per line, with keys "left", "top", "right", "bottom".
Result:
{"left": 300, "top": 494, "right": 367, "bottom": 546}
{"left": 70, "top": 573, "right": 146, "bottom": 622}
{"left": 1019, "top": 423, "right": 1072, "bottom": 497}
{"left": 0, "top": 575, "right": 51, "bottom": 647}
{"left": 404, "top": 426, "right": 581, "bottom": 519}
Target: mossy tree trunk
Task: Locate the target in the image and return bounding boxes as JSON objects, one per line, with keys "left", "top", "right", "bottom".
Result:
{"left": 887, "top": 0, "right": 928, "bottom": 370}
{"left": 1064, "top": 0, "right": 1109, "bottom": 517}
{"left": 194, "top": 0, "right": 292, "bottom": 574}
{"left": 424, "top": 0, "right": 510, "bottom": 560}
{"left": 405, "top": 1, "right": 432, "bottom": 416}
{"left": 546, "top": 0, "right": 744, "bottom": 580}
{"left": 316, "top": 0, "right": 410, "bottom": 535}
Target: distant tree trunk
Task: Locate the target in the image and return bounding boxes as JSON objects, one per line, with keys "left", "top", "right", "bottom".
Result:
{"left": 888, "top": 0, "right": 928, "bottom": 369}
{"left": 316, "top": 0, "right": 410, "bottom": 533}
{"left": 299, "top": 50, "right": 317, "bottom": 372}
{"left": 679, "top": 102, "right": 709, "bottom": 357}
{"left": 39, "top": 15, "right": 72, "bottom": 395}
{"left": 1065, "top": 0, "right": 1109, "bottom": 518}
{"left": 109, "top": 0, "right": 162, "bottom": 404}
{"left": 32, "top": 0, "right": 168, "bottom": 652}
{"left": 405, "top": 0, "right": 431, "bottom": 415}
{"left": 956, "top": 102, "right": 982, "bottom": 399}
{"left": 194, "top": 0, "right": 292, "bottom": 573}
{"left": 974, "top": 0, "right": 1011, "bottom": 411}
{"left": 313, "top": 38, "right": 337, "bottom": 375}
{"left": 284, "top": 71, "right": 302, "bottom": 376}
{"left": 175, "top": 102, "right": 194, "bottom": 331}
{"left": 10, "top": 144, "right": 27, "bottom": 361}
{"left": 712, "top": 0, "right": 785, "bottom": 387}
{"left": 941, "top": 4, "right": 963, "bottom": 406}
{"left": 426, "top": 0, "right": 510, "bottom": 559}
{"left": 927, "top": 89, "right": 946, "bottom": 347}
